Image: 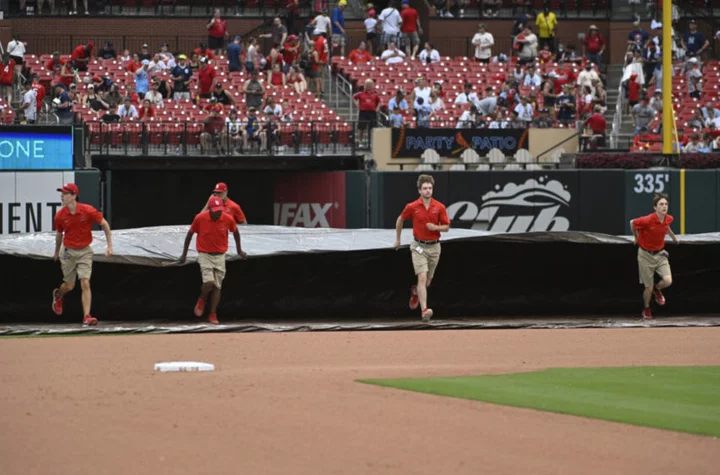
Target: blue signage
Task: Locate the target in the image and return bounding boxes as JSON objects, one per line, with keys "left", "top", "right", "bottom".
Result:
{"left": 391, "top": 128, "right": 529, "bottom": 158}
{"left": 0, "top": 126, "right": 74, "bottom": 170}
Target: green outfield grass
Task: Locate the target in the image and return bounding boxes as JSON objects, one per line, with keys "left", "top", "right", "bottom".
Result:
{"left": 359, "top": 366, "right": 720, "bottom": 437}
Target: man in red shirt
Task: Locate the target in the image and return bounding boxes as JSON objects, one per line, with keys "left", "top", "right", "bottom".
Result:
{"left": 31, "top": 73, "right": 46, "bottom": 113}
{"left": 583, "top": 25, "right": 605, "bottom": 68}
{"left": 0, "top": 55, "right": 16, "bottom": 103}
{"left": 353, "top": 78, "right": 382, "bottom": 145}
{"left": 70, "top": 42, "right": 94, "bottom": 71}
{"left": 207, "top": 9, "right": 228, "bottom": 57}
{"left": 198, "top": 58, "right": 216, "bottom": 99}
{"left": 582, "top": 104, "right": 607, "bottom": 149}
{"left": 630, "top": 193, "right": 679, "bottom": 319}
{"left": 400, "top": 0, "right": 422, "bottom": 60}
{"left": 180, "top": 196, "right": 246, "bottom": 325}
{"left": 310, "top": 31, "right": 328, "bottom": 98}
{"left": 347, "top": 41, "right": 373, "bottom": 65}
{"left": 51, "top": 183, "right": 113, "bottom": 326}
{"left": 393, "top": 174, "right": 451, "bottom": 322}
{"left": 200, "top": 182, "right": 248, "bottom": 224}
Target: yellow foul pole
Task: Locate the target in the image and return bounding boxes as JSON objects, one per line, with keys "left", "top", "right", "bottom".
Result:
{"left": 662, "top": 0, "right": 673, "bottom": 154}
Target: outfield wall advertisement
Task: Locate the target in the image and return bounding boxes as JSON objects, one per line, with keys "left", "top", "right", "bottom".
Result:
{"left": 0, "top": 172, "right": 75, "bottom": 234}
{"left": 0, "top": 126, "right": 74, "bottom": 170}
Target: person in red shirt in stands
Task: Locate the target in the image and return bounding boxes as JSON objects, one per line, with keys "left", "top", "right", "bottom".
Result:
{"left": 348, "top": 41, "right": 373, "bottom": 65}
{"left": 207, "top": 9, "right": 229, "bottom": 57}
{"left": 197, "top": 57, "right": 217, "bottom": 99}
{"left": 200, "top": 103, "right": 225, "bottom": 154}
{"left": 393, "top": 174, "right": 451, "bottom": 322}
{"left": 200, "top": 182, "right": 248, "bottom": 225}
{"left": 0, "top": 54, "right": 15, "bottom": 103}
{"left": 582, "top": 104, "right": 607, "bottom": 148}
{"left": 630, "top": 193, "right": 679, "bottom": 319}
{"left": 626, "top": 73, "right": 641, "bottom": 110}
{"left": 632, "top": 126, "right": 660, "bottom": 150}
{"left": 45, "top": 52, "right": 65, "bottom": 72}
{"left": 583, "top": 25, "right": 605, "bottom": 68}
{"left": 282, "top": 35, "right": 300, "bottom": 70}
{"left": 51, "top": 183, "right": 114, "bottom": 326}
{"left": 400, "top": 0, "right": 422, "bottom": 60}
{"left": 31, "top": 73, "right": 46, "bottom": 114}
{"left": 180, "top": 196, "right": 246, "bottom": 325}
{"left": 309, "top": 31, "right": 328, "bottom": 98}
{"left": 194, "top": 43, "right": 216, "bottom": 61}
{"left": 126, "top": 54, "right": 142, "bottom": 73}
{"left": 70, "top": 42, "right": 94, "bottom": 71}
{"left": 137, "top": 99, "right": 155, "bottom": 120}
{"left": 353, "top": 78, "right": 381, "bottom": 145}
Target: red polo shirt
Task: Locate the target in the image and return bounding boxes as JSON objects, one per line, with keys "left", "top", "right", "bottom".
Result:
{"left": 584, "top": 113, "right": 606, "bottom": 133}
{"left": 190, "top": 211, "right": 237, "bottom": 254}
{"left": 208, "top": 19, "right": 227, "bottom": 39}
{"left": 633, "top": 212, "right": 674, "bottom": 251}
{"left": 348, "top": 49, "right": 372, "bottom": 64}
{"left": 224, "top": 198, "right": 247, "bottom": 224}
{"left": 400, "top": 7, "right": 419, "bottom": 33}
{"left": 401, "top": 198, "right": 450, "bottom": 242}
{"left": 198, "top": 65, "right": 216, "bottom": 94}
{"left": 353, "top": 90, "right": 381, "bottom": 112}
{"left": 583, "top": 34, "right": 605, "bottom": 54}
{"left": 71, "top": 45, "right": 90, "bottom": 62}
{"left": 54, "top": 203, "right": 104, "bottom": 249}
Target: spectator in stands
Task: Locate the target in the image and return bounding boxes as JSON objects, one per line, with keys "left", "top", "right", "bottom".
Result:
{"left": 7, "top": 34, "right": 25, "bottom": 82}
{"left": 309, "top": 31, "right": 329, "bottom": 97}
{"left": 515, "top": 26, "right": 538, "bottom": 65}
{"left": 310, "top": 10, "right": 331, "bottom": 38}
{"left": 170, "top": 55, "right": 193, "bottom": 101}
{"left": 286, "top": 66, "right": 307, "bottom": 94}
{"left": 576, "top": 63, "right": 600, "bottom": 94}
{"left": 53, "top": 84, "right": 74, "bottom": 124}
{"left": 159, "top": 43, "right": 175, "bottom": 66}
{"left": 82, "top": 84, "right": 109, "bottom": 112}
{"left": 432, "top": 81, "right": 446, "bottom": 100}
{"left": 194, "top": 42, "right": 215, "bottom": 61}
{"left": 380, "top": 41, "right": 405, "bottom": 65}
{"left": 415, "top": 97, "right": 431, "bottom": 128}
{"left": 510, "top": 11, "right": 534, "bottom": 45}
{"left": 514, "top": 95, "right": 533, "bottom": 122}
{"left": 20, "top": 81, "right": 37, "bottom": 124}
{"left": 471, "top": 23, "right": 494, "bottom": 64}
{"left": 118, "top": 97, "right": 138, "bottom": 119}
{"left": 222, "top": 109, "right": 243, "bottom": 155}
{"left": 532, "top": 108, "right": 554, "bottom": 128}
{"left": 482, "top": 0, "right": 501, "bottom": 17}
{"left": 682, "top": 20, "right": 709, "bottom": 59}
{"left": 144, "top": 81, "right": 165, "bottom": 109}
{"left": 71, "top": 42, "right": 94, "bottom": 72}
{"left": 138, "top": 99, "right": 155, "bottom": 120}
{"left": 348, "top": 41, "right": 373, "bottom": 65}
{"left": 353, "top": 78, "right": 381, "bottom": 144}
{"left": 555, "top": 84, "right": 576, "bottom": 126}
{"left": 364, "top": 9, "right": 378, "bottom": 55}
{"left": 227, "top": 36, "right": 243, "bottom": 73}
{"left": 378, "top": 3, "right": 402, "bottom": 50}
{"left": 454, "top": 83, "right": 479, "bottom": 108}
{"left": 388, "top": 90, "right": 408, "bottom": 111}
{"left": 98, "top": 41, "right": 116, "bottom": 60}
{"left": 31, "top": 73, "right": 45, "bottom": 113}
{"left": 583, "top": 26, "right": 606, "bottom": 69}
{"left": 498, "top": 82, "right": 519, "bottom": 108}
{"left": 139, "top": 44, "right": 152, "bottom": 62}
{"left": 507, "top": 110, "right": 526, "bottom": 129}
{"left": 540, "top": 78, "right": 556, "bottom": 109}
{"left": 456, "top": 104, "right": 478, "bottom": 129}
{"left": 67, "top": 83, "right": 80, "bottom": 105}
{"left": 628, "top": 20, "right": 650, "bottom": 52}
{"left": 582, "top": 105, "right": 607, "bottom": 147}
{"left": 523, "top": 65, "right": 542, "bottom": 87}
{"left": 428, "top": 91, "right": 445, "bottom": 112}
{"left": 579, "top": 85, "right": 594, "bottom": 118}
{"left": 632, "top": 127, "right": 658, "bottom": 151}
{"left": 207, "top": 10, "right": 229, "bottom": 57}
{"left": 243, "top": 107, "right": 267, "bottom": 151}
{"left": 686, "top": 58, "right": 702, "bottom": 99}
{"left": 624, "top": 73, "right": 642, "bottom": 111}
{"left": 477, "top": 87, "right": 497, "bottom": 115}
{"left": 101, "top": 104, "right": 120, "bottom": 123}
{"left": 632, "top": 96, "right": 655, "bottom": 134}
{"left": 197, "top": 57, "right": 217, "bottom": 99}
{"left": 683, "top": 133, "right": 703, "bottom": 153}
{"left": 282, "top": 35, "right": 301, "bottom": 71}
{"left": 201, "top": 103, "right": 226, "bottom": 154}
{"left": 212, "top": 82, "right": 235, "bottom": 106}
{"left": 418, "top": 43, "right": 440, "bottom": 65}
{"left": 135, "top": 60, "right": 150, "bottom": 99}
{"left": 260, "top": 17, "right": 289, "bottom": 48}
{"left": 280, "top": 103, "right": 294, "bottom": 122}
{"left": 330, "top": 1, "right": 348, "bottom": 57}
{"left": 263, "top": 97, "right": 283, "bottom": 117}
{"left": 510, "top": 63, "right": 524, "bottom": 86}
{"left": 538, "top": 43, "right": 554, "bottom": 65}
{"left": 45, "top": 52, "right": 62, "bottom": 72}
{"left": 69, "top": 0, "right": 88, "bottom": 15}
{"left": 700, "top": 103, "right": 720, "bottom": 126}
{"left": 389, "top": 105, "right": 404, "bottom": 128}
{"left": 147, "top": 54, "right": 166, "bottom": 73}
{"left": 0, "top": 54, "right": 14, "bottom": 103}
{"left": 400, "top": 0, "right": 422, "bottom": 60}
{"left": 267, "top": 63, "right": 286, "bottom": 88}
{"left": 649, "top": 89, "right": 662, "bottom": 113}
{"left": 410, "top": 77, "right": 431, "bottom": 108}
{"left": 126, "top": 54, "right": 141, "bottom": 74}
{"left": 243, "top": 70, "right": 265, "bottom": 110}
{"left": 103, "top": 83, "right": 122, "bottom": 108}
{"left": 535, "top": 5, "right": 557, "bottom": 52}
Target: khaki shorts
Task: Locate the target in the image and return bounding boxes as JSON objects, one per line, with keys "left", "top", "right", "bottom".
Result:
{"left": 410, "top": 240, "right": 441, "bottom": 280}
{"left": 402, "top": 31, "right": 421, "bottom": 48}
{"left": 198, "top": 252, "right": 226, "bottom": 289}
{"left": 60, "top": 246, "right": 93, "bottom": 283}
{"left": 637, "top": 248, "right": 671, "bottom": 288}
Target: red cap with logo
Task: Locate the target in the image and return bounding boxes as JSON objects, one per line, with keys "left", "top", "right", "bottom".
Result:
{"left": 213, "top": 182, "right": 228, "bottom": 193}
{"left": 208, "top": 196, "right": 225, "bottom": 212}
{"left": 57, "top": 183, "right": 80, "bottom": 195}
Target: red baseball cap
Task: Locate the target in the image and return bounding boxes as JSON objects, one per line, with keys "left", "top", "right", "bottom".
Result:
{"left": 208, "top": 196, "right": 225, "bottom": 212}
{"left": 57, "top": 183, "right": 79, "bottom": 195}
{"left": 213, "top": 182, "right": 228, "bottom": 193}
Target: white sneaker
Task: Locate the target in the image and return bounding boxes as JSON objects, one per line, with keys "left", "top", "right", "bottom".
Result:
{"left": 421, "top": 308, "right": 434, "bottom": 322}
{"left": 459, "top": 9, "right": 465, "bottom": 16}
{"left": 445, "top": 11, "right": 454, "bottom": 17}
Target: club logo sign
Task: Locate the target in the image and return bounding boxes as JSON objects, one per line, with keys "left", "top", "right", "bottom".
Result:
{"left": 447, "top": 177, "right": 572, "bottom": 232}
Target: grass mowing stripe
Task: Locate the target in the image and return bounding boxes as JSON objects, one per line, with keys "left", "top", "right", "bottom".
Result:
{"left": 359, "top": 366, "right": 720, "bottom": 437}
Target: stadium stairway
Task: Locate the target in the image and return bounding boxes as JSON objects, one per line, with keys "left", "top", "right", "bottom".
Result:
{"left": 605, "top": 63, "right": 635, "bottom": 148}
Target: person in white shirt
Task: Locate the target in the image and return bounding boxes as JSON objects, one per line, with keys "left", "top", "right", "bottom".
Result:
{"left": 144, "top": 81, "right": 165, "bottom": 109}
{"left": 428, "top": 91, "right": 445, "bottom": 112}
{"left": 21, "top": 82, "right": 37, "bottom": 124}
{"left": 380, "top": 42, "right": 406, "bottom": 65}
{"left": 364, "top": 10, "right": 379, "bottom": 55}
{"left": 263, "top": 97, "right": 283, "bottom": 117}
{"left": 311, "top": 13, "right": 331, "bottom": 37}
{"left": 7, "top": 34, "right": 26, "bottom": 80}
{"left": 418, "top": 43, "right": 440, "bottom": 65}
{"left": 683, "top": 134, "right": 702, "bottom": 153}
{"left": 118, "top": 98, "right": 139, "bottom": 119}
{"left": 147, "top": 54, "right": 169, "bottom": 73}
{"left": 514, "top": 96, "right": 534, "bottom": 121}
{"left": 515, "top": 26, "right": 538, "bottom": 64}
{"left": 471, "top": 23, "right": 494, "bottom": 63}
{"left": 512, "top": 64, "right": 525, "bottom": 83}
{"left": 456, "top": 105, "right": 478, "bottom": 129}
{"left": 222, "top": 109, "right": 243, "bottom": 154}
{"left": 410, "top": 77, "right": 431, "bottom": 108}
{"left": 454, "top": 83, "right": 479, "bottom": 108}
{"left": 378, "top": 6, "right": 402, "bottom": 48}
{"left": 576, "top": 63, "right": 600, "bottom": 93}
{"left": 523, "top": 65, "right": 542, "bottom": 87}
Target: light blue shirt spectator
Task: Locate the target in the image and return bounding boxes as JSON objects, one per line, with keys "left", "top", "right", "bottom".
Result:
{"left": 388, "top": 96, "right": 408, "bottom": 111}
{"left": 389, "top": 112, "right": 404, "bottom": 127}
{"left": 135, "top": 67, "right": 149, "bottom": 95}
